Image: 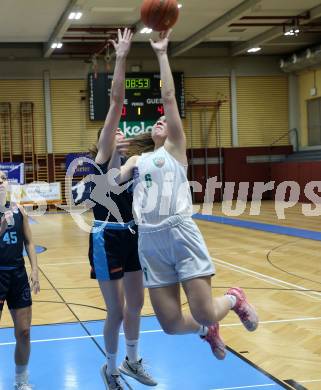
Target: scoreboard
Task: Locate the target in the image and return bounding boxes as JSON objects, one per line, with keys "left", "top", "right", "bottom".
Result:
{"left": 88, "top": 72, "right": 185, "bottom": 122}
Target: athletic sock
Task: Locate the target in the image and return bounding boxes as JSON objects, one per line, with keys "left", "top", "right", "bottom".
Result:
{"left": 125, "top": 338, "right": 139, "bottom": 363}
{"left": 197, "top": 325, "right": 209, "bottom": 337}
{"left": 106, "top": 352, "right": 118, "bottom": 375}
{"left": 226, "top": 294, "right": 237, "bottom": 309}
{"left": 15, "top": 364, "right": 28, "bottom": 384}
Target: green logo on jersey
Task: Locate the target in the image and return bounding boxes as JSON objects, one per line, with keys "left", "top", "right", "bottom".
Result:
{"left": 153, "top": 157, "right": 165, "bottom": 168}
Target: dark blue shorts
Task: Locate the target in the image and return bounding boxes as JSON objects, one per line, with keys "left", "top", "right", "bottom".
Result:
{"left": 0, "top": 266, "right": 32, "bottom": 311}
{"left": 88, "top": 220, "right": 141, "bottom": 281}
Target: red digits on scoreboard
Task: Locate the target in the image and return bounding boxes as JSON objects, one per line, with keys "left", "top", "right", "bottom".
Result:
{"left": 157, "top": 105, "right": 164, "bottom": 116}
{"left": 121, "top": 106, "right": 126, "bottom": 117}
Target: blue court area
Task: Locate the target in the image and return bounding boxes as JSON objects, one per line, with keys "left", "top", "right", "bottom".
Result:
{"left": 0, "top": 316, "right": 289, "bottom": 390}
{"left": 193, "top": 213, "right": 321, "bottom": 241}
{"left": 22, "top": 245, "right": 46, "bottom": 256}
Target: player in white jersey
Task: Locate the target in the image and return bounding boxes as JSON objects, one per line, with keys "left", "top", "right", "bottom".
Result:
{"left": 109, "top": 30, "right": 259, "bottom": 360}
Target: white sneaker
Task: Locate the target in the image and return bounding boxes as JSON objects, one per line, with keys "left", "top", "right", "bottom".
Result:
{"left": 14, "top": 383, "right": 33, "bottom": 390}
{"left": 100, "top": 364, "right": 124, "bottom": 390}
{"left": 119, "top": 357, "right": 157, "bottom": 386}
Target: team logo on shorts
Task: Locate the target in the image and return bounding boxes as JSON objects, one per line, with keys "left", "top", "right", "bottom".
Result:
{"left": 153, "top": 157, "right": 165, "bottom": 168}
{"left": 22, "top": 287, "right": 31, "bottom": 302}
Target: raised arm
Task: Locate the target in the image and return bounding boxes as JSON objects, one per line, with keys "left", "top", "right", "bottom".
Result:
{"left": 150, "top": 30, "right": 186, "bottom": 156}
{"left": 108, "top": 138, "right": 138, "bottom": 184}
{"left": 0, "top": 214, "right": 8, "bottom": 237}
{"left": 95, "top": 28, "right": 133, "bottom": 164}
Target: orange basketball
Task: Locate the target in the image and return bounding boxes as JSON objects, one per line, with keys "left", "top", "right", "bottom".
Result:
{"left": 141, "top": 0, "right": 180, "bottom": 32}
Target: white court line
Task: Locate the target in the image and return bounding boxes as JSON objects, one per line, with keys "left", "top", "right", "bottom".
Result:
{"left": 0, "top": 329, "right": 161, "bottom": 346}
{"left": 220, "top": 316, "right": 321, "bottom": 327}
{"left": 210, "top": 384, "right": 277, "bottom": 390}
{"left": 214, "top": 258, "right": 321, "bottom": 301}
{"left": 210, "top": 380, "right": 321, "bottom": 390}
{"left": 1, "top": 316, "right": 321, "bottom": 347}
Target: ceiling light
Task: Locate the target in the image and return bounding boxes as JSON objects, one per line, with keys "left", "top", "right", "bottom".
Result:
{"left": 247, "top": 47, "right": 261, "bottom": 53}
{"left": 140, "top": 27, "right": 152, "bottom": 34}
{"left": 178, "top": 3, "right": 182, "bottom": 8}
{"left": 284, "top": 23, "right": 300, "bottom": 37}
{"left": 51, "top": 42, "right": 63, "bottom": 49}
{"left": 69, "top": 11, "right": 82, "bottom": 20}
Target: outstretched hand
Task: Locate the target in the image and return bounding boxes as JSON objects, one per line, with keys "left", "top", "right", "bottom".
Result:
{"left": 109, "top": 28, "right": 133, "bottom": 58}
{"left": 150, "top": 29, "right": 172, "bottom": 56}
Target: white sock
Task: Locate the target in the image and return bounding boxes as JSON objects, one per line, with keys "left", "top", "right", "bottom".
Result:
{"left": 15, "top": 365, "right": 28, "bottom": 384}
{"left": 125, "top": 339, "right": 139, "bottom": 362}
{"left": 106, "top": 352, "right": 118, "bottom": 375}
{"left": 226, "top": 294, "right": 237, "bottom": 309}
{"left": 197, "top": 325, "right": 208, "bottom": 337}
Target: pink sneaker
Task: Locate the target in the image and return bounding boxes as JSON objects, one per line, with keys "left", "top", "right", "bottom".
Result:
{"left": 201, "top": 323, "right": 226, "bottom": 360}
{"left": 227, "top": 287, "right": 259, "bottom": 331}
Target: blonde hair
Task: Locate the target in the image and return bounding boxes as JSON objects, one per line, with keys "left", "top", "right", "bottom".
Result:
{"left": 127, "top": 132, "right": 154, "bottom": 157}
{"left": 89, "top": 129, "right": 155, "bottom": 159}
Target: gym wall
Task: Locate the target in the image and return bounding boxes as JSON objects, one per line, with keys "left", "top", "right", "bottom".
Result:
{"left": 298, "top": 67, "right": 321, "bottom": 147}
{"left": 0, "top": 74, "right": 289, "bottom": 154}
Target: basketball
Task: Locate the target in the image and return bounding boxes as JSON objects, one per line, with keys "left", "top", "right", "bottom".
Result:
{"left": 141, "top": 0, "right": 180, "bottom": 32}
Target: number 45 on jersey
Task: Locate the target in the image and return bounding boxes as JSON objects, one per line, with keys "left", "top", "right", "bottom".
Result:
{"left": 2, "top": 232, "right": 17, "bottom": 244}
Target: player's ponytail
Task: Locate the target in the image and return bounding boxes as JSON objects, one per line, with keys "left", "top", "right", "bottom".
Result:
{"left": 127, "top": 132, "right": 154, "bottom": 157}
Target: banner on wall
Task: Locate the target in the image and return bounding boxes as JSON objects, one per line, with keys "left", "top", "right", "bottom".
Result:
{"left": 0, "top": 162, "right": 24, "bottom": 184}
{"left": 10, "top": 182, "right": 62, "bottom": 205}
{"left": 65, "top": 153, "right": 94, "bottom": 177}
{"left": 119, "top": 121, "right": 154, "bottom": 138}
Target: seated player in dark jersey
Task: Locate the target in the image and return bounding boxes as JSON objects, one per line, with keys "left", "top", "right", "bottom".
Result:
{"left": 87, "top": 29, "right": 156, "bottom": 390}
{"left": 0, "top": 170, "right": 40, "bottom": 390}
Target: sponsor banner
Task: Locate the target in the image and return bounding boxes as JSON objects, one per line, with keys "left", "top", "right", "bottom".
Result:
{"left": 119, "top": 121, "right": 154, "bottom": 138}
{"left": 10, "top": 182, "right": 62, "bottom": 204}
{"left": 0, "top": 162, "right": 24, "bottom": 184}
{"left": 65, "top": 153, "right": 94, "bottom": 177}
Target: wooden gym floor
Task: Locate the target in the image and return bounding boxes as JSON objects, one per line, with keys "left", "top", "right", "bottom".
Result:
{"left": 1, "top": 201, "right": 320, "bottom": 389}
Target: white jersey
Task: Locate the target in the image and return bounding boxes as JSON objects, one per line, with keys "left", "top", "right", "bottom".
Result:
{"left": 133, "top": 146, "right": 193, "bottom": 225}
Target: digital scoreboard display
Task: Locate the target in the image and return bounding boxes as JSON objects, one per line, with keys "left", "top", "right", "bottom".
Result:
{"left": 88, "top": 72, "right": 185, "bottom": 122}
